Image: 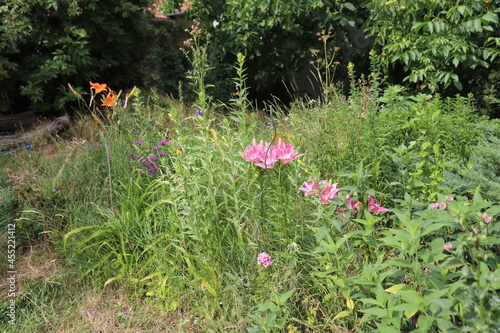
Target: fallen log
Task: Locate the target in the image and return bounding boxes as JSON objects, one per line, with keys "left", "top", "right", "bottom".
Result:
{"left": 0, "top": 110, "right": 39, "bottom": 134}
{"left": 0, "top": 116, "right": 70, "bottom": 152}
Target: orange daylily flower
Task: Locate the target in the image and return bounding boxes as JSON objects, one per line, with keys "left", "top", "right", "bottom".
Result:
{"left": 90, "top": 81, "right": 108, "bottom": 94}
{"left": 101, "top": 90, "right": 118, "bottom": 107}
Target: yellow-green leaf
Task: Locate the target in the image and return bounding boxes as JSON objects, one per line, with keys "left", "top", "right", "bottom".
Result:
{"left": 333, "top": 310, "right": 351, "bottom": 321}
{"left": 346, "top": 298, "right": 355, "bottom": 311}
{"left": 201, "top": 278, "right": 217, "bottom": 297}
{"left": 385, "top": 284, "right": 411, "bottom": 294}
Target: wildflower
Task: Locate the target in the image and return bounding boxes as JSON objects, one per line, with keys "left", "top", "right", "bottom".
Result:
{"left": 274, "top": 138, "right": 305, "bottom": 163}
{"left": 134, "top": 140, "right": 143, "bottom": 145}
{"left": 443, "top": 243, "right": 453, "bottom": 251}
{"left": 158, "top": 152, "right": 166, "bottom": 157}
{"left": 481, "top": 213, "right": 492, "bottom": 223}
{"left": 195, "top": 109, "right": 204, "bottom": 116}
{"left": 445, "top": 195, "right": 454, "bottom": 203}
{"left": 240, "top": 139, "right": 277, "bottom": 169}
{"left": 430, "top": 202, "right": 441, "bottom": 209}
{"left": 148, "top": 155, "right": 158, "bottom": 162}
{"left": 153, "top": 146, "right": 161, "bottom": 151}
{"left": 147, "top": 166, "right": 158, "bottom": 174}
{"left": 298, "top": 180, "right": 323, "bottom": 196}
{"left": 367, "top": 195, "right": 388, "bottom": 214}
{"left": 101, "top": 90, "right": 118, "bottom": 107}
{"left": 89, "top": 81, "right": 108, "bottom": 94}
{"left": 321, "top": 183, "right": 340, "bottom": 204}
{"left": 345, "top": 194, "right": 361, "bottom": 211}
{"left": 257, "top": 252, "right": 272, "bottom": 267}
{"left": 106, "top": 157, "right": 113, "bottom": 161}
{"left": 158, "top": 140, "right": 171, "bottom": 146}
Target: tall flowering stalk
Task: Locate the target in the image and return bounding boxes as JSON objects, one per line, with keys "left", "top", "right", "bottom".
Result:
{"left": 240, "top": 138, "right": 304, "bottom": 244}
{"left": 181, "top": 20, "right": 213, "bottom": 113}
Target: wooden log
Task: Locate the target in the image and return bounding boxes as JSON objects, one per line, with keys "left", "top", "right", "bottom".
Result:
{"left": 0, "top": 116, "right": 70, "bottom": 151}
{"left": 0, "top": 110, "right": 39, "bottom": 134}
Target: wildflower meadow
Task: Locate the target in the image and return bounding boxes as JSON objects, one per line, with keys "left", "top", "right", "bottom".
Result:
{"left": 1, "top": 5, "right": 500, "bottom": 333}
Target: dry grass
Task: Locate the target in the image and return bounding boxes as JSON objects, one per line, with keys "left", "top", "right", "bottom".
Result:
{"left": 1, "top": 246, "right": 206, "bottom": 332}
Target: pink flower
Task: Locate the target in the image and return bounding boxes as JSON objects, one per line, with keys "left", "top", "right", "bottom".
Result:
{"left": 367, "top": 195, "right": 388, "bottom": 214}
{"left": 257, "top": 252, "right": 272, "bottom": 267}
{"left": 345, "top": 194, "right": 361, "bottom": 211}
{"left": 430, "top": 202, "right": 441, "bottom": 209}
{"left": 321, "top": 183, "right": 340, "bottom": 204}
{"left": 481, "top": 213, "right": 492, "bottom": 223}
{"left": 239, "top": 139, "right": 277, "bottom": 169}
{"left": 443, "top": 243, "right": 453, "bottom": 251}
{"left": 298, "top": 180, "right": 327, "bottom": 196}
{"left": 445, "top": 195, "right": 454, "bottom": 203}
{"left": 274, "top": 138, "right": 305, "bottom": 163}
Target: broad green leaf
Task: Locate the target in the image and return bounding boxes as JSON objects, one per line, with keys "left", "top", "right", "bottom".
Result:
{"left": 333, "top": 310, "right": 351, "bottom": 321}
{"left": 278, "top": 289, "right": 294, "bottom": 305}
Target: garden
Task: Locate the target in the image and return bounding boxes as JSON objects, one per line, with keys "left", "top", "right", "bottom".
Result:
{"left": 1, "top": 0, "right": 500, "bottom": 332}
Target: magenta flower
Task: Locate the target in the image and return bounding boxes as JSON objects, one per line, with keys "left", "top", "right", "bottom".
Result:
{"left": 153, "top": 146, "right": 161, "bottom": 151}
{"left": 257, "top": 252, "right": 272, "bottom": 267}
{"left": 134, "top": 140, "right": 143, "bottom": 145}
{"left": 320, "top": 183, "right": 340, "bottom": 204}
{"left": 240, "top": 139, "right": 278, "bottom": 169}
{"left": 159, "top": 140, "right": 171, "bottom": 146}
{"left": 158, "top": 152, "right": 166, "bottom": 157}
{"left": 274, "top": 138, "right": 305, "bottom": 163}
{"left": 298, "top": 180, "right": 323, "bottom": 196}
{"left": 367, "top": 195, "right": 388, "bottom": 214}
{"left": 148, "top": 155, "right": 158, "bottom": 162}
{"left": 345, "top": 194, "right": 361, "bottom": 211}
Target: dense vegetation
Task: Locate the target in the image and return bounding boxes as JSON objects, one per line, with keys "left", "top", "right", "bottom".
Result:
{"left": 1, "top": 1, "right": 500, "bottom": 332}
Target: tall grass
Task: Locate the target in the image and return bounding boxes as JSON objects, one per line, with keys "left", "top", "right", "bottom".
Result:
{"left": 2, "top": 58, "right": 498, "bottom": 332}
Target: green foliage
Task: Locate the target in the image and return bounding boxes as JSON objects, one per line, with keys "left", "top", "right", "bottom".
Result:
{"left": 365, "top": 0, "right": 500, "bottom": 98}
{"left": 313, "top": 191, "right": 500, "bottom": 332}
{"left": 163, "top": 0, "right": 368, "bottom": 100}
{"left": 445, "top": 120, "right": 500, "bottom": 201}
{"left": 0, "top": 0, "right": 178, "bottom": 114}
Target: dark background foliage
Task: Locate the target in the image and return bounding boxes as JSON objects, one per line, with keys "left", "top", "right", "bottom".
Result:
{"left": 0, "top": 0, "right": 185, "bottom": 116}
{"left": 1, "top": 0, "right": 499, "bottom": 117}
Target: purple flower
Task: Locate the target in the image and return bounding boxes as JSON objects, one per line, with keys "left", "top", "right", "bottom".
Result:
{"left": 148, "top": 155, "right": 158, "bottom": 162}
{"left": 158, "top": 152, "right": 166, "bottom": 157}
{"left": 195, "top": 109, "right": 204, "bottom": 117}
{"left": 257, "top": 252, "right": 272, "bottom": 267}
{"left": 159, "top": 140, "right": 172, "bottom": 146}
{"left": 153, "top": 146, "right": 161, "bottom": 151}
{"left": 134, "top": 140, "right": 143, "bottom": 145}
{"left": 106, "top": 157, "right": 113, "bottom": 161}
{"left": 147, "top": 166, "right": 158, "bottom": 174}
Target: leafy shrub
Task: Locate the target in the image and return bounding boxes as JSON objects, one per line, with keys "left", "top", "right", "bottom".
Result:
{"left": 364, "top": 0, "right": 500, "bottom": 103}
{"left": 0, "top": 0, "right": 182, "bottom": 115}
{"left": 445, "top": 120, "right": 500, "bottom": 201}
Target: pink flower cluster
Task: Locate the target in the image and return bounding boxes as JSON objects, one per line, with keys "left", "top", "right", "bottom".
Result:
{"left": 430, "top": 195, "right": 454, "bottom": 210}
{"left": 240, "top": 138, "right": 304, "bottom": 169}
{"left": 298, "top": 181, "right": 388, "bottom": 214}
{"left": 257, "top": 252, "right": 272, "bottom": 267}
